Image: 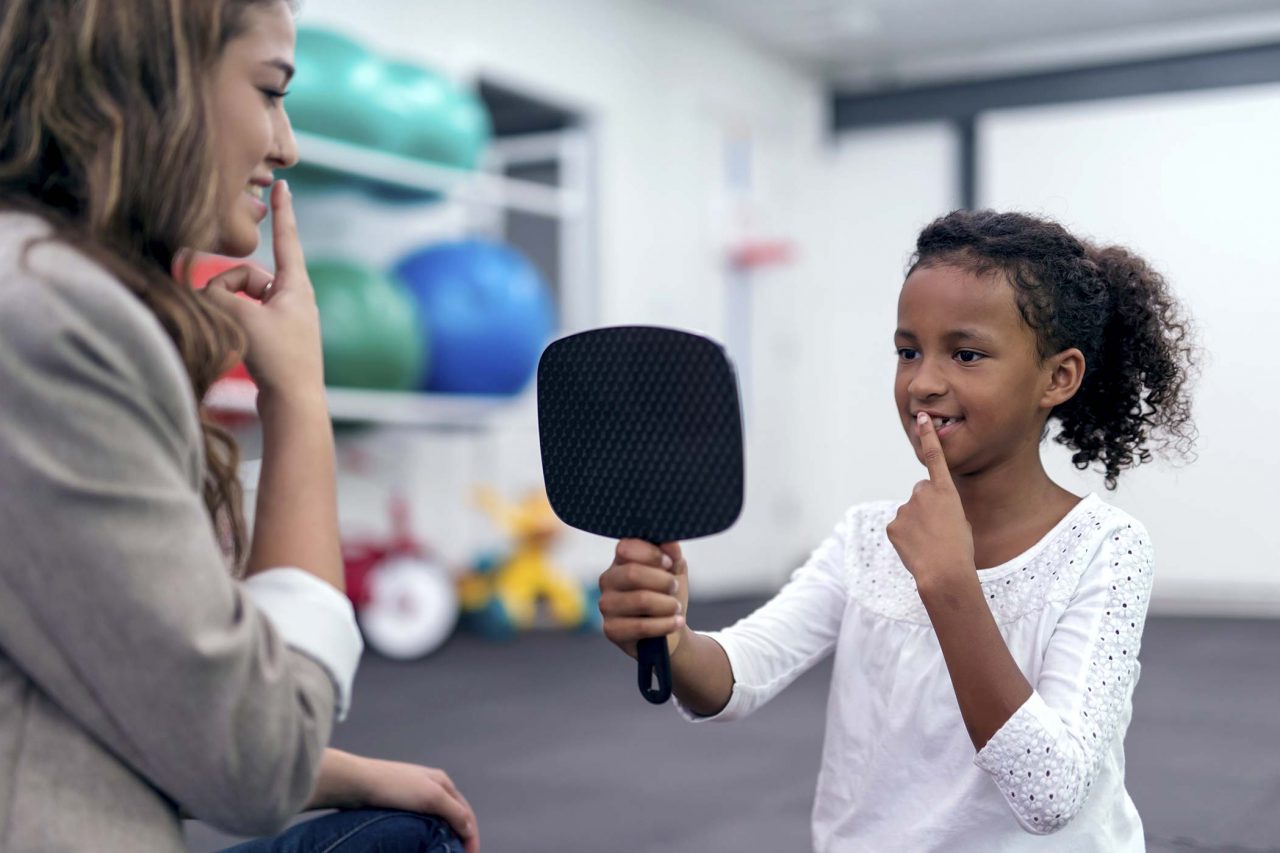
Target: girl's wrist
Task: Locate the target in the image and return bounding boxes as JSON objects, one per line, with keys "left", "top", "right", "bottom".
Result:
{"left": 669, "top": 623, "right": 696, "bottom": 664}
{"left": 915, "top": 567, "right": 982, "bottom": 611}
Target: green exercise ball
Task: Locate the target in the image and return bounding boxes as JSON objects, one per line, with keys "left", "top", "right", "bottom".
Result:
{"left": 309, "top": 259, "right": 428, "bottom": 391}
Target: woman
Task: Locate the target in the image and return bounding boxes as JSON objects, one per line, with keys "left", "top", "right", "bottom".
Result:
{"left": 0, "top": 1, "right": 477, "bottom": 850}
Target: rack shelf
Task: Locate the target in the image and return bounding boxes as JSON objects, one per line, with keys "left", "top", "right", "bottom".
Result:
{"left": 294, "top": 131, "right": 584, "bottom": 220}
{"left": 205, "top": 380, "right": 514, "bottom": 431}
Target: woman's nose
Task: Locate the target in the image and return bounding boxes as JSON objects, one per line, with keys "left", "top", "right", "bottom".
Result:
{"left": 270, "top": 109, "right": 300, "bottom": 170}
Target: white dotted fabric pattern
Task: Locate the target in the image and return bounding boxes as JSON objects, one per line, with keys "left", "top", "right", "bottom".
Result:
{"left": 679, "top": 494, "right": 1151, "bottom": 847}
{"left": 847, "top": 498, "right": 1138, "bottom": 628}
{"left": 972, "top": 521, "right": 1154, "bottom": 833}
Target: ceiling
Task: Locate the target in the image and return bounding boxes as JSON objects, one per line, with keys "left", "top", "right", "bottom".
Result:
{"left": 657, "top": 0, "right": 1280, "bottom": 90}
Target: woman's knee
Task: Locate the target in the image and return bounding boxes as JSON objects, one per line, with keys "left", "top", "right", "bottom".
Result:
{"left": 327, "top": 810, "right": 464, "bottom": 853}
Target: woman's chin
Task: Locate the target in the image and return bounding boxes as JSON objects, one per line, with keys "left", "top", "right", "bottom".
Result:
{"left": 211, "top": 227, "right": 259, "bottom": 259}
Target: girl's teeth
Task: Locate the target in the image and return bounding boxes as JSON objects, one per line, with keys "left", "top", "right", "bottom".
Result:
{"left": 246, "top": 185, "right": 263, "bottom": 199}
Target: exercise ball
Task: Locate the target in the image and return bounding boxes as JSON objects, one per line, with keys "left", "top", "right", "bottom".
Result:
{"left": 440, "top": 86, "right": 493, "bottom": 170}
{"left": 285, "top": 29, "right": 393, "bottom": 191}
{"left": 380, "top": 63, "right": 453, "bottom": 161}
{"left": 393, "top": 240, "right": 554, "bottom": 395}
{"left": 289, "top": 29, "right": 390, "bottom": 148}
{"left": 384, "top": 64, "right": 488, "bottom": 169}
{"left": 309, "top": 259, "right": 428, "bottom": 391}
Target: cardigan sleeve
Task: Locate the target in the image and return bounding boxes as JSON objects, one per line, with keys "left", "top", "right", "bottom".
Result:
{"left": 0, "top": 241, "right": 358, "bottom": 837}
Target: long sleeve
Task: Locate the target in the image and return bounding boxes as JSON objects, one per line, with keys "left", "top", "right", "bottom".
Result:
{"left": 0, "top": 238, "right": 356, "bottom": 837}
{"left": 679, "top": 508, "right": 855, "bottom": 722}
{"left": 973, "top": 519, "right": 1154, "bottom": 834}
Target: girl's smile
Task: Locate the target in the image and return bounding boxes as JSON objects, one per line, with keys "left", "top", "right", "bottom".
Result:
{"left": 912, "top": 410, "right": 965, "bottom": 438}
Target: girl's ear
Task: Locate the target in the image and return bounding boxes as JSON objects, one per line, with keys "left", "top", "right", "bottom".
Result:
{"left": 1042, "top": 347, "right": 1085, "bottom": 409}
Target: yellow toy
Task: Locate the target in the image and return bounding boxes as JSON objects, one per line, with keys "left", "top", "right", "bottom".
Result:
{"left": 458, "top": 487, "right": 599, "bottom": 638}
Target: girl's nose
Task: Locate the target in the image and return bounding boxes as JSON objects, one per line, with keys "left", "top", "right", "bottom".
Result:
{"left": 907, "top": 356, "right": 948, "bottom": 398}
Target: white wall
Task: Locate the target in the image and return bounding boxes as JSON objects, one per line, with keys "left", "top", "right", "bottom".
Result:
{"left": 979, "top": 84, "right": 1280, "bottom": 615}
{"left": 736, "top": 124, "right": 959, "bottom": 587}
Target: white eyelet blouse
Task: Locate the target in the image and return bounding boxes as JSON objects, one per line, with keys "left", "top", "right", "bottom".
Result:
{"left": 680, "top": 493, "right": 1151, "bottom": 852}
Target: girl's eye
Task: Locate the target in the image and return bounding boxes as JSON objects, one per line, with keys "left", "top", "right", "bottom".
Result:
{"left": 896, "top": 347, "right": 918, "bottom": 361}
{"left": 955, "top": 350, "right": 986, "bottom": 364}
{"left": 261, "top": 88, "right": 288, "bottom": 106}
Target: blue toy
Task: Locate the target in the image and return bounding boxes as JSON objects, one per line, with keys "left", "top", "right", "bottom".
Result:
{"left": 392, "top": 240, "right": 555, "bottom": 395}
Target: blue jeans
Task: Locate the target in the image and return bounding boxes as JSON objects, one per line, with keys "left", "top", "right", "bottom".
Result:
{"left": 220, "top": 809, "right": 466, "bottom": 853}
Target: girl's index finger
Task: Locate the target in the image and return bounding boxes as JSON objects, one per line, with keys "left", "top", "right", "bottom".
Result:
{"left": 916, "top": 412, "right": 954, "bottom": 486}
{"left": 269, "top": 180, "right": 304, "bottom": 276}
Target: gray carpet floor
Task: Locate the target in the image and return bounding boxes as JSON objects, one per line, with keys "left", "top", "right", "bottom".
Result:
{"left": 186, "top": 601, "right": 1280, "bottom": 852}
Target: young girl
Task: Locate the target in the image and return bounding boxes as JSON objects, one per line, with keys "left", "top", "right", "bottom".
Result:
{"left": 598, "top": 209, "right": 1197, "bottom": 851}
{"left": 0, "top": 2, "right": 474, "bottom": 850}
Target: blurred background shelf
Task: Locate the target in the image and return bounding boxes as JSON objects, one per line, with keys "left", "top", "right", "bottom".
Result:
{"left": 205, "top": 380, "right": 513, "bottom": 431}
{"left": 294, "top": 131, "right": 585, "bottom": 220}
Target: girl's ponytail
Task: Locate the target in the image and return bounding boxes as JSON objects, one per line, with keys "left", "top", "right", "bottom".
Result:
{"left": 1052, "top": 245, "right": 1197, "bottom": 488}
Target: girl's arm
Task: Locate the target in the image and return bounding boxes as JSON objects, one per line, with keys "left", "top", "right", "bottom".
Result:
{"left": 598, "top": 540, "right": 735, "bottom": 716}
{"left": 890, "top": 414, "right": 1153, "bottom": 834}
{"left": 600, "top": 512, "right": 854, "bottom": 721}
{"left": 915, "top": 572, "right": 1032, "bottom": 749}
{"left": 668, "top": 628, "right": 736, "bottom": 717}
{"left": 889, "top": 412, "right": 1032, "bottom": 748}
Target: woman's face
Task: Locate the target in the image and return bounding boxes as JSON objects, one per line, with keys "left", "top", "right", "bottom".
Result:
{"left": 209, "top": 1, "right": 298, "bottom": 257}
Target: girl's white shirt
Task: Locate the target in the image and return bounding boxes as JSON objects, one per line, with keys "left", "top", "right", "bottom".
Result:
{"left": 680, "top": 493, "right": 1150, "bottom": 852}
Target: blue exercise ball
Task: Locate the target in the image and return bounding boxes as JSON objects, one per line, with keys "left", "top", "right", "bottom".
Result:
{"left": 393, "top": 240, "right": 555, "bottom": 395}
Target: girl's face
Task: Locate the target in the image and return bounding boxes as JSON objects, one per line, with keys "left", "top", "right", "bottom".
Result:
{"left": 209, "top": 1, "right": 298, "bottom": 257}
{"left": 893, "top": 264, "right": 1065, "bottom": 477}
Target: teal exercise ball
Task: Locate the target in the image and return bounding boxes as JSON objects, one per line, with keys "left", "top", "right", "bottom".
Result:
{"left": 380, "top": 63, "right": 454, "bottom": 162}
{"left": 288, "top": 29, "right": 390, "bottom": 148}
{"left": 393, "top": 240, "right": 554, "bottom": 396}
{"left": 441, "top": 86, "right": 493, "bottom": 170}
{"left": 309, "top": 259, "right": 428, "bottom": 391}
{"left": 379, "top": 63, "right": 492, "bottom": 171}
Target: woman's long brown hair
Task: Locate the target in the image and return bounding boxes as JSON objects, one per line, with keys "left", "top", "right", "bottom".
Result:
{"left": 0, "top": 0, "right": 285, "bottom": 567}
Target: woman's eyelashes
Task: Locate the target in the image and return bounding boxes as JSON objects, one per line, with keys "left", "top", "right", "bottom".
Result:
{"left": 894, "top": 347, "right": 988, "bottom": 364}
{"left": 259, "top": 87, "right": 288, "bottom": 106}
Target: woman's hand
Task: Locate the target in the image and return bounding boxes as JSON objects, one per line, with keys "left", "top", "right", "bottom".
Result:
{"left": 887, "top": 412, "right": 976, "bottom": 592}
{"left": 598, "top": 540, "right": 688, "bottom": 657}
{"left": 312, "top": 750, "right": 479, "bottom": 853}
{"left": 201, "top": 180, "right": 325, "bottom": 400}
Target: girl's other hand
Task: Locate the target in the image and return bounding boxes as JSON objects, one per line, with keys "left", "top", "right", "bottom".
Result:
{"left": 599, "top": 539, "right": 688, "bottom": 657}
{"left": 201, "top": 180, "right": 325, "bottom": 400}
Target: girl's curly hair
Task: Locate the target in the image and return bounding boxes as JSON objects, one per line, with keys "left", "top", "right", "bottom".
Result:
{"left": 908, "top": 209, "right": 1198, "bottom": 489}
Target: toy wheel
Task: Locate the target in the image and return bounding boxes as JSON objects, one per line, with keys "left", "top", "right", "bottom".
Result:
{"left": 358, "top": 555, "right": 459, "bottom": 660}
